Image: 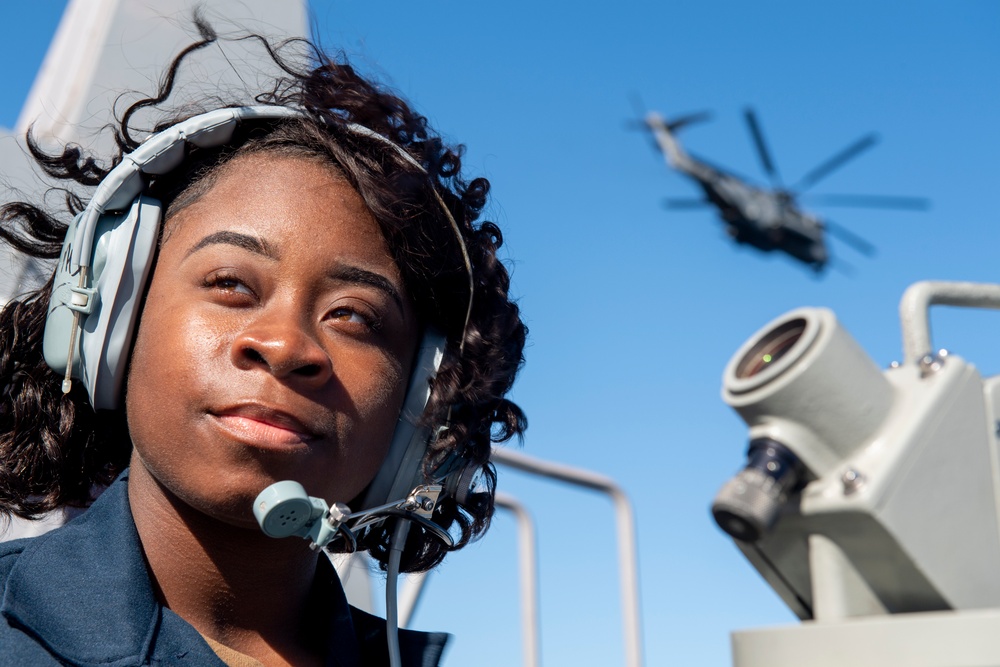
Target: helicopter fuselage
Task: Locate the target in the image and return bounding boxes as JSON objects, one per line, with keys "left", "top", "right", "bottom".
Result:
{"left": 690, "top": 166, "right": 828, "bottom": 269}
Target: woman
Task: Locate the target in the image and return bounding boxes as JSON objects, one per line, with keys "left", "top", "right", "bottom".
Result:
{"left": 0, "top": 21, "right": 526, "bottom": 667}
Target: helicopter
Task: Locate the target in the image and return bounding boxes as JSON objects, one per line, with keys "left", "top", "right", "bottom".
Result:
{"left": 634, "top": 105, "right": 928, "bottom": 272}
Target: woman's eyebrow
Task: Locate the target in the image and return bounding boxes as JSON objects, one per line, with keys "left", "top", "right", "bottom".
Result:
{"left": 334, "top": 266, "right": 405, "bottom": 315}
{"left": 185, "top": 231, "right": 277, "bottom": 259}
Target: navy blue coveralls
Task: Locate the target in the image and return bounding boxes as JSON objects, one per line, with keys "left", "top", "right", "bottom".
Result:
{"left": 0, "top": 473, "right": 448, "bottom": 666}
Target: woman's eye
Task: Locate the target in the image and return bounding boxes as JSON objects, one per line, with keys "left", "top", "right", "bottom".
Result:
{"left": 203, "top": 273, "right": 255, "bottom": 298}
{"left": 329, "top": 307, "right": 380, "bottom": 331}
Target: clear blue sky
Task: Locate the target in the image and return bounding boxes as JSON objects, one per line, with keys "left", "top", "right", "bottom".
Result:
{"left": 3, "top": 2, "right": 1000, "bottom": 665}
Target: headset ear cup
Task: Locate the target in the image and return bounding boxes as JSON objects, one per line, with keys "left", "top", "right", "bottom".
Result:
{"left": 42, "top": 196, "right": 162, "bottom": 409}
{"left": 449, "top": 462, "right": 481, "bottom": 507}
{"left": 359, "top": 330, "right": 447, "bottom": 510}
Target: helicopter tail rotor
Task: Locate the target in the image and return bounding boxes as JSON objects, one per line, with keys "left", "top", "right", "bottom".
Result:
{"left": 625, "top": 93, "right": 711, "bottom": 133}
{"left": 667, "top": 111, "right": 712, "bottom": 133}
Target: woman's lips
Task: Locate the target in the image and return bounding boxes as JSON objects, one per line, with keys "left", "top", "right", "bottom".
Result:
{"left": 211, "top": 407, "right": 318, "bottom": 449}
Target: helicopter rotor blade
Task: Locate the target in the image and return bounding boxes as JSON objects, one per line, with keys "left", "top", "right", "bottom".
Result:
{"left": 827, "top": 255, "right": 857, "bottom": 278}
{"left": 743, "top": 107, "right": 781, "bottom": 186}
{"left": 663, "top": 197, "right": 710, "bottom": 209}
{"left": 823, "top": 219, "right": 877, "bottom": 257}
{"left": 624, "top": 93, "right": 650, "bottom": 132}
{"left": 793, "top": 134, "right": 879, "bottom": 193}
{"left": 668, "top": 111, "right": 713, "bottom": 132}
{"left": 804, "top": 194, "right": 930, "bottom": 210}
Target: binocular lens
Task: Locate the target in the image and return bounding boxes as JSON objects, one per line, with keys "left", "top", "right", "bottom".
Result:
{"left": 735, "top": 318, "right": 807, "bottom": 379}
{"left": 712, "top": 439, "right": 804, "bottom": 542}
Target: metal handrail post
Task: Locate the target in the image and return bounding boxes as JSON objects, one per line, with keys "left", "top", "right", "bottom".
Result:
{"left": 492, "top": 447, "right": 644, "bottom": 667}
{"left": 495, "top": 492, "right": 541, "bottom": 667}
{"left": 397, "top": 494, "right": 541, "bottom": 667}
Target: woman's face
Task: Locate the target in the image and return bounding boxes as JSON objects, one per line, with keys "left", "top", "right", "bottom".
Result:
{"left": 125, "top": 153, "right": 418, "bottom": 528}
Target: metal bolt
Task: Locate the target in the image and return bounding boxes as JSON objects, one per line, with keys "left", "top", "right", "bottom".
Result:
{"left": 842, "top": 468, "right": 866, "bottom": 495}
{"left": 421, "top": 497, "right": 436, "bottom": 512}
{"left": 919, "top": 350, "right": 948, "bottom": 377}
{"left": 328, "top": 503, "right": 349, "bottom": 523}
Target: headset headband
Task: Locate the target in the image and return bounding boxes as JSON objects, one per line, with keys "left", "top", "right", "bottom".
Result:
{"left": 50, "top": 105, "right": 474, "bottom": 407}
{"left": 71, "top": 107, "right": 301, "bottom": 269}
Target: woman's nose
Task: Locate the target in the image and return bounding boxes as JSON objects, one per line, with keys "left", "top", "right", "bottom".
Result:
{"left": 231, "top": 310, "right": 332, "bottom": 384}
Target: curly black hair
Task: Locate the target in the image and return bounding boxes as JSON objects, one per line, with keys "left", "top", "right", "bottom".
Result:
{"left": 0, "top": 19, "right": 526, "bottom": 572}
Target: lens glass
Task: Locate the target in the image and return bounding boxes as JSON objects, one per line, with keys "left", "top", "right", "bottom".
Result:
{"left": 735, "top": 318, "right": 807, "bottom": 379}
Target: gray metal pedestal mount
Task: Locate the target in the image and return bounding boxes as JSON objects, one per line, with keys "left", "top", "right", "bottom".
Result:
{"left": 716, "top": 282, "right": 1000, "bottom": 666}
{"left": 733, "top": 608, "right": 1000, "bottom": 667}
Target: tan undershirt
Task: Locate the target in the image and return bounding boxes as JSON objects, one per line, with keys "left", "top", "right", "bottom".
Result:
{"left": 200, "top": 634, "right": 266, "bottom": 667}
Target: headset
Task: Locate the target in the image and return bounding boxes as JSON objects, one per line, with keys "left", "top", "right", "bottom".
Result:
{"left": 41, "top": 105, "right": 477, "bottom": 516}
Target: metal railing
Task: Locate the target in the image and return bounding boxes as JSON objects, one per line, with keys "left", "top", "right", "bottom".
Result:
{"left": 491, "top": 448, "right": 644, "bottom": 667}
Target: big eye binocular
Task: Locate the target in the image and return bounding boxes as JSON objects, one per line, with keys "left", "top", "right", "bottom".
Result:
{"left": 713, "top": 281, "right": 1000, "bottom": 666}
